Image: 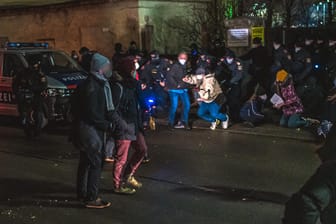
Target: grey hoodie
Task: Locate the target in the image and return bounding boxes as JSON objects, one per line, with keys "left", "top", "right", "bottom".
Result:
{"left": 90, "top": 53, "right": 114, "bottom": 112}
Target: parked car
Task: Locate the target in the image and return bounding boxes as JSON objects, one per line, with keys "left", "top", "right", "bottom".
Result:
{"left": 0, "top": 42, "right": 87, "bottom": 121}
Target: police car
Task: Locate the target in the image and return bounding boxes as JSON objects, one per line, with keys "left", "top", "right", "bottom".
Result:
{"left": 0, "top": 42, "right": 87, "bottom": 120}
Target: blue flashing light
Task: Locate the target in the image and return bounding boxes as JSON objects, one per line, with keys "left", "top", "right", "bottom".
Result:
{"left": 191, "top": 49, "right": 198, "bottom": 56}
{"left": 6, "top": 42, "right": 49, "bottom": 49}
{"left": 148, "top": 99, "right": 154, "bottom": 104}
{"left": 314, "top": 64, "right": 320, "bottom": 69}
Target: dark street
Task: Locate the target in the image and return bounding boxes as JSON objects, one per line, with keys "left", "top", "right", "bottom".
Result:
{"left": 0, "top": 124, "right": 320, "bottom": 224}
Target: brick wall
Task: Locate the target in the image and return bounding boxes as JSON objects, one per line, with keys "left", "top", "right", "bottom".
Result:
{"left": 0, "top": 0, "right": 140, "bottom": 58}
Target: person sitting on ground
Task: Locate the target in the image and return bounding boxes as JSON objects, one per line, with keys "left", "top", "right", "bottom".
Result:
{"left": 183, "top": 68, "right": 229, "bottom": 130}
{"left": 273, "top": 69, "right": 318, "bottom": 129}
{"left": 240, "top": 86, "right": 266, "bottom": 128}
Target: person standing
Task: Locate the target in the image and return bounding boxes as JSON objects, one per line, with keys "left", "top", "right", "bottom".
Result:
{"left": 140, "top": 50, "right": 168, "bottom": 110}
{"left": 71, "top": 50, "right": 80, "bottom": 63}
{"left": 166, "top": 52, "right": 191, "bottom": 129}
{"left": 79, "top": 47, "right": 94, "bottom": 73}
{"left": 74, "top": 53, "right": 114, "bottom": 209}
{"left": 111, "top": 57, "right": 148, "bottom": 194}
{"left": 126, "top": 41, "right": 140, "bottom": 56}
{"left": 13, "top": 60, "right": 48, "bottom": 138}
{"left": 290, "top": 38, "right": 313, "bottom": 86}
{"left": 112, "top": 43, "right": 125, "bottom": 71}
{"left": 271, "top": 38, "right": 292, "bottom": 76}
{"left": 222, "top": 50, "right": 244, "bottom": 122}
{"left": 240, "top": 37, "right": 271, "bottom": 94}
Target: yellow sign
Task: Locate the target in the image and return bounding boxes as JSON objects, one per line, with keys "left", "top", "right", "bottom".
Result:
{"left": 251, "top": 27, "right": 265, "bottom": 45}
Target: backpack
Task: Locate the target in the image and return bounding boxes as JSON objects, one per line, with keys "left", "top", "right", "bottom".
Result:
{"left": 111, "top": 81, "right": 136, "bottom": 112}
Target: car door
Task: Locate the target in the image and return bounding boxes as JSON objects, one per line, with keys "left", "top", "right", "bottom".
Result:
{"left": 0, "top": 53, "right": 25, "bottom": 116}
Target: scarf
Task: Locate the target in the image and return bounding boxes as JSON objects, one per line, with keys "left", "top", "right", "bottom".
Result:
{"left": 93, "top": 73, "right": 114, "bottom": 112}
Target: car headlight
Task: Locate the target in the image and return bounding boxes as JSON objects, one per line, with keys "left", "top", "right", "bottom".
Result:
{"left": 47, "top": 88, "right": 74, "bottom": 97}
{"left": 47, "top": 88, "right": 57, "bottom": 97}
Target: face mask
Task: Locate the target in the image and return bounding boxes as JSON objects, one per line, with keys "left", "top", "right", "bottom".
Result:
{"left": 295, "top": 47, "right": 301, "bottom": 53}
{"left": 329, "top": 41, "right": 336, "bottom": 47}
{"left": 135, "top": 62, "right": 140, "bottom": 70}
{"left": 273, "top": 44, "right": 280, "bottom": 50}
{"left": 196, "top": 75, "right": 204, "bottom": 80}
{"left": 73, "top": 55, "right": 78, "bottom": 59}
{"left": 179, "top": 59, "right": 187, "bottom": 66}
{"left": 226, "top": 58, "right": 234, "bottom": 64}
{"left": 259, "top": 94, "right": 267, "bottom": 101}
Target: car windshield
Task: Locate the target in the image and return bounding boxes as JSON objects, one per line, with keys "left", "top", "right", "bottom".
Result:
{"left": 24, "top": 51, "right": 82, "bottom": 74}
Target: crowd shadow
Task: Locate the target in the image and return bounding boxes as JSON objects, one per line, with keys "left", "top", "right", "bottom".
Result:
{"left": 0, "top": 178, "right": 81, "bottom": 208}
{"left": 173, "top": 185, "right": 289, "bottom": 205}
{"left": 141, "top": 175, "right": 289, "bottom": 205}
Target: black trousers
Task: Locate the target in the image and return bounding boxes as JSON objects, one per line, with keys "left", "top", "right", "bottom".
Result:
{"left": 227, "top": 84, "right": 241, "bottom": 122}
{"left": 76, "top": 149, "right": 104, "bottom": 201}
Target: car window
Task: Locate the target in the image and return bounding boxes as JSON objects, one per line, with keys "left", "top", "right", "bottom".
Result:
{"left": 3, "top": 54, "right": 24, "bottom": 78}
{"left": 24, "top": 51, "right": 81, "bottom": 74}
{"left": 52, "top": 52, "right": 69, "bottom": 67}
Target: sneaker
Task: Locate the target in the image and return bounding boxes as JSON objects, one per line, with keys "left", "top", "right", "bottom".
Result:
{"left": 142, "top": 157, "right": 151, "bottom": 164}
{"left": 302, "top": 117, "right": 320, "bottom": 125}
{"left": 104, "top": 157, "right": 115, "bottom": 163}
{"left": 85, "top": 198, "right": 111, "bottom": 209}
{"left": 302, "top": 117, "right": 321, "bottom": 128}
{"left": 174, "top": 121, "right": 185, "bottom": 129}
{"left": 210, "top": 122, "right": 217, "bottom": 130}
{"left": 222, "top": 116, "right": 229, "bottom": 129}
{"left": 114, "top": 186, "right": 136, "bottom": 195}
{"left": 126, "top": 175, "right": 143, "bottom": 188}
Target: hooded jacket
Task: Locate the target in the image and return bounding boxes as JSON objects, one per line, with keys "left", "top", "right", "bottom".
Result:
{"left": 72, "top": 54, "right": 122, "bottom": 151}
{"left": 183, "top": 73, "right": 223, "bottom": 103}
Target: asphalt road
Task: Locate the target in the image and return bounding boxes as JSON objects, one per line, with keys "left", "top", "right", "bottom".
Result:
{"left": 0, "top": 124, "right": 320, "bottom": 224}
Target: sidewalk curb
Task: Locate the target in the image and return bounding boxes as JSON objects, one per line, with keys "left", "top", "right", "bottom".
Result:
{"left": 155, "top": 119, "right": 316, "bottom": 143}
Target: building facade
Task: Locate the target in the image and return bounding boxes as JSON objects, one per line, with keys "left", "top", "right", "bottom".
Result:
{"left": 0, "top": 0, "right": 209, "bottom": 57}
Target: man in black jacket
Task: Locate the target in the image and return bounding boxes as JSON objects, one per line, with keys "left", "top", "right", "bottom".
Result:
{"left": 74, "top": 53, "right": 116, "bottom": 209}
{"left": 166, "top": 52, "right": 191, "bottom": 129}
{"left": 79, "top": 47, "right": 94, "bottom": 73}
{"left": 240, "top": 37, "right": 271, "bottom": 94}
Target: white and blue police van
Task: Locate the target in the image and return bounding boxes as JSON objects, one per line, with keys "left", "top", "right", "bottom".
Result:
{"left": 0, "top": 42, "right": 87, "bottom": 121}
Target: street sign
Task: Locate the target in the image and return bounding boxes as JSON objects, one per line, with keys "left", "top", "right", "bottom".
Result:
{"left": 251, "top": 27, "right": 265, "bottom": 45}
{"left": 227, "top": 28, "right": 249, "bottom": 47}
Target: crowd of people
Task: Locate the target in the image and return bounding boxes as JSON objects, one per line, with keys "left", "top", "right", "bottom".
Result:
{"left": 70, "top": 33, "right": 336, "bottom": 212}
{"left": 74, "top": 34, "right": 336, "bottom": 135}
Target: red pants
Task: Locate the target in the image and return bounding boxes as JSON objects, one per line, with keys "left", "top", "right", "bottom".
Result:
{"left": 113, "top": 132, "right": 147, "bottom": 188}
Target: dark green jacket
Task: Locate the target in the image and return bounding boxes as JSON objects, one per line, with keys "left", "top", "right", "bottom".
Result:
{"left": 283, "top": 125, "right": 336, "bottom": 224}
